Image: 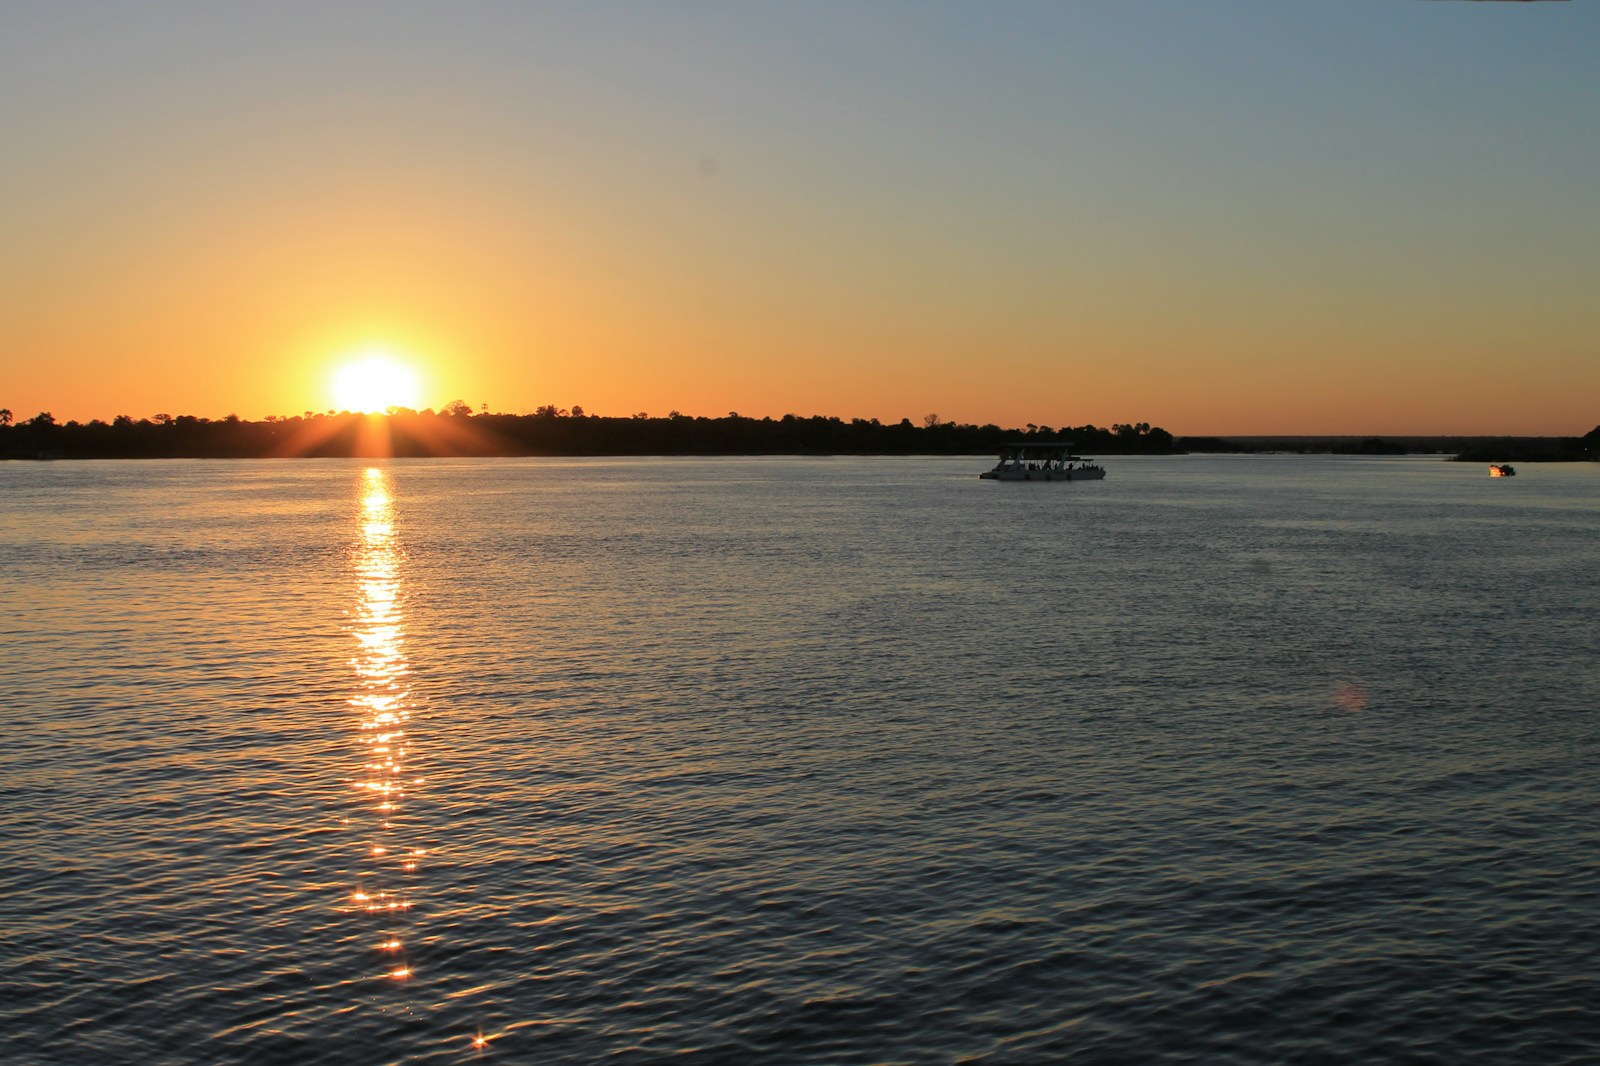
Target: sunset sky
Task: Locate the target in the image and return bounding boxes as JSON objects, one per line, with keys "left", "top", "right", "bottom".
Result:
{"left": 3, "top": 2, "right": 1595, "bottom": 435}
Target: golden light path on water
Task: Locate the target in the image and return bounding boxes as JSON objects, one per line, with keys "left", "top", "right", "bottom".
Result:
{"left": 347, "top": 468, "right": 427, "bottom": 984}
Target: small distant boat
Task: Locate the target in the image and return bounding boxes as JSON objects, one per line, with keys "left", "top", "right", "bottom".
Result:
{"left": 979, "top": 442, "right": 1106, "bottom": 481}
{"left": 1489, "top": 464, "right": 1516, "bottom": 478}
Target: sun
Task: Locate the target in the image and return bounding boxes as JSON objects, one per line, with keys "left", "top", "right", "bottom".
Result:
{"left": 331, "top": 352, "right": 422, "bottom": 414}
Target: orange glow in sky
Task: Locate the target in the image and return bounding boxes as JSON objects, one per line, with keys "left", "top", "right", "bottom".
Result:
{"left": 3, "top": 6, "right": 1596, "bottom": 435}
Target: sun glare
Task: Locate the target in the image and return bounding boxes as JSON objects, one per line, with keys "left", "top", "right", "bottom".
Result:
{"left": 332, "top": 353, "right": 422, "bottom": 414}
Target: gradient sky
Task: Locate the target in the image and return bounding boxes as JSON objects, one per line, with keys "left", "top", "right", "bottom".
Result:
{"left": 3, "top": 1, "right": 1595, "bottom": 434}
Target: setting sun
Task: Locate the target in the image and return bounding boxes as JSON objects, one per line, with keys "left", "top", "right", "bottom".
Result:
{"left": 331, "top": 353, "right": 422, "bottom": 414}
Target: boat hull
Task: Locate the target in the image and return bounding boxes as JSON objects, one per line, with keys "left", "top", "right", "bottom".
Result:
{"left": 979, "top": 467, "right": 1106, "bottom": 481}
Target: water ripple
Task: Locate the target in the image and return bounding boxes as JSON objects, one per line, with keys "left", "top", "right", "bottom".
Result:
{"left": 2, "top": 457, "right": 1597, "bottom": 1063}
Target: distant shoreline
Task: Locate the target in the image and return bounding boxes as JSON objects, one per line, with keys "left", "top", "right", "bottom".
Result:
{"left": 3, "top": 411, "right": 1178, "bottom": 461}
{"left": 1179, "top": 434, "right": 1597, "bottom": 463}
{"left": 1, "top": 410, "right": 1594, "bottom": 462}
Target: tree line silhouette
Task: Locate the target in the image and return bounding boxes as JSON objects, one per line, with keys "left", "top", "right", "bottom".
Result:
{"left": 0, "top": 406, "right": 1178, "bottom": 459}
{"left": 4, "top": 405, "right": 1594, "bottom": 461}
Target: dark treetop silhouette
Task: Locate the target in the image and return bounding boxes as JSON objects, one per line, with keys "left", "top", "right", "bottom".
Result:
{"left": 3, "top": 407, "right": 1594, "bottom": 461}
{"left": 0, "top": 408, "right": 1178, "bottom": 460}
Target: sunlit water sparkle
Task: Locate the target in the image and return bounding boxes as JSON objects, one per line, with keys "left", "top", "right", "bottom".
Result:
{"left": 2, "top": 455, "right": 1597, "bottom": 1064}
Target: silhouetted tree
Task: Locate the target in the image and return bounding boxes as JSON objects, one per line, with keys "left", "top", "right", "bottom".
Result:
{"left": 1574, "top": 424, "right": 1600, "bottom": 460}
{"left": 0, "top": 405, "right": 1192, "bottom": 460}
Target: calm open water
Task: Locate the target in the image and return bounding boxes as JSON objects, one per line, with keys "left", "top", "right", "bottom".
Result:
{"left": 2, "top": 455, "right": 1597, "bottom": 1065}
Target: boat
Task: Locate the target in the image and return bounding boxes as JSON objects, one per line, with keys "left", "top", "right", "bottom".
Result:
{"left": 979, "top": 442, "right": 1106, "bottom": 481}
{"left": 1489, "top": 464, "right": 1516, "bottom": 477}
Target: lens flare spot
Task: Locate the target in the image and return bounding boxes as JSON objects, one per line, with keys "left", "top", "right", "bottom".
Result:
{"left": 1336, "top": 682, "right": 1368, "bottom": 712}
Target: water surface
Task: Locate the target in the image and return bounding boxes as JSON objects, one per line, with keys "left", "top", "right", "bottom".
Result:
{"left": 2, "top": 455, "right": 1597, "bottom": 1063}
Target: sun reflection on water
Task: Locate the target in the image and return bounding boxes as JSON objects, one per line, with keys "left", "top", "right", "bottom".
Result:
{"left": 347, "top": 467, "right": 425, "bottom": 984}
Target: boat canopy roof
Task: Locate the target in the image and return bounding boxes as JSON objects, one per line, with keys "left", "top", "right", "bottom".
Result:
{"left": 994, "top": 441, "right": 1091, "bottom": 459}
